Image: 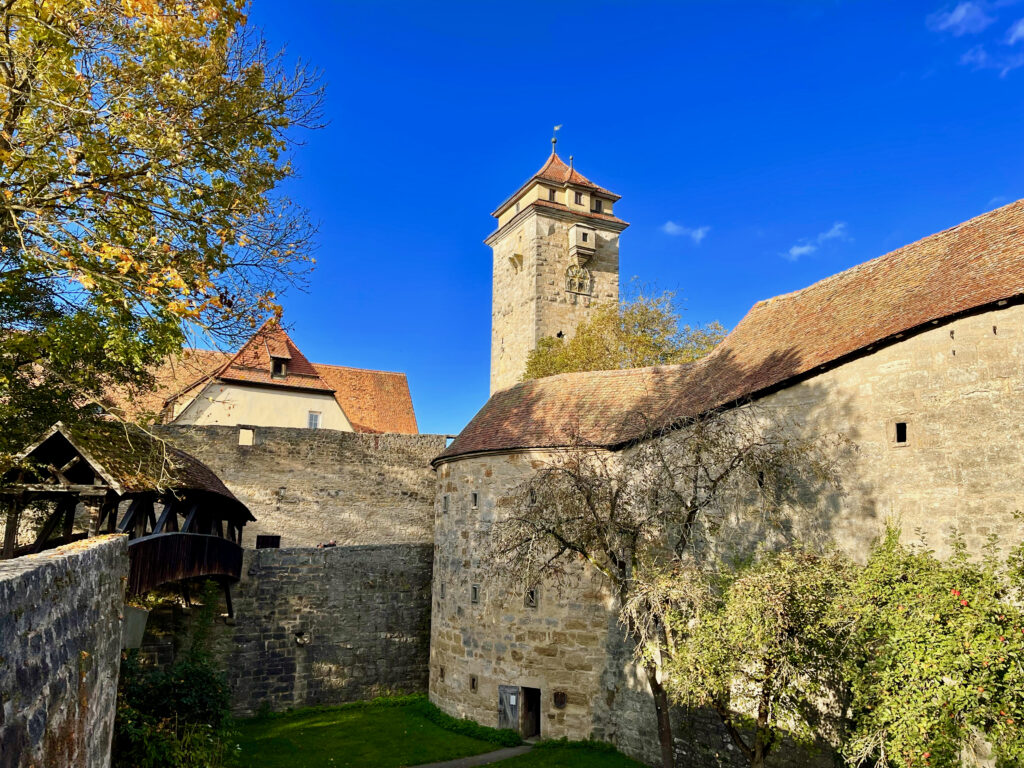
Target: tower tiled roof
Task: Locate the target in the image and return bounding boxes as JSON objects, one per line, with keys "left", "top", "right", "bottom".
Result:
{"left": 531, "top": 153, "right": 619, "bottom": 200}
{"left": 491, "top": 152, "right": 621, "bottom": 218}
{"left": 438, "top": 199, "right": 1024, "bottom": 462}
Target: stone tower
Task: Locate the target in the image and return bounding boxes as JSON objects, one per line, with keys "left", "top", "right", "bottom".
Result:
{"left": 486, "top": 148, "right": 628, "bottom": 393}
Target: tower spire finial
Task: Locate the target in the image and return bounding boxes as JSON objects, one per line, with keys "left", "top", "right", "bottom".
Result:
{"left": 551, "top": 124, "right": 562, "bottom": 154}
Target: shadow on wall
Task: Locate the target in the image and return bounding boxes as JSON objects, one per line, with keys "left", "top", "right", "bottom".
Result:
{"left": 136, "top": 543, "right": 434, "bottom": 717}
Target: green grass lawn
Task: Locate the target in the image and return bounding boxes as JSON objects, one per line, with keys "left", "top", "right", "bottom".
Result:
{"left": 234, "top": 700, "right": 499, "bottom": 768}
{"left": 490, "top": 742, "right": 647, "bottom": 768}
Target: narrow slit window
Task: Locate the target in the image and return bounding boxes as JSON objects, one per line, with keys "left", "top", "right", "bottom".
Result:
{"left": 442, "top": 494, "right": 449, "bottom": 514}
{"left": 439, "top": 583, "right": 446, "bottom": 599}
{"left": 471, "top": 584, "right": 480, "bottom": 604}
{"left": 470, "top": 675, "right": 478, "bottom": 692}
{"left": 895, "top": 422, "right": 908, "bottom": 444}
{"left": 525, "top": 588, "right": 538, "bottom": 609}
{"left": 439, "top": 666, "right": 445, "bottom": 682}
{"left": 471, "top": 492, "right": 479, "bottom": 509}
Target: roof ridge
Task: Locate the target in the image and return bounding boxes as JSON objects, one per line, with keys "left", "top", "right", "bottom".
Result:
{"left": 312, "top": 362, "right": 407, "bottom": 376}
{"left": 754, "top": 200, "right": 1024, "bottom": 309}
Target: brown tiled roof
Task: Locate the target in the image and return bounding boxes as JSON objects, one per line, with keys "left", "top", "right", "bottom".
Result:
{"left": 10, "top": 420, "right": 253, "bottom": 520}
{"left": 104, "top": 349, "right": 229, "bottom": 422}
{"left": 492, "top": 152, "right": 621, "bottom": 217}
{"left": 217, "top": 319, "right": 332, "bottom": 392}
{"left": 314, "top": 364, "right": 418, "bottom": 434}
{"left": 439, "top": 199, "right": 1024, "bottom": 462}
{"left": 530, "top": 198, "right": 629, "bottom": 227}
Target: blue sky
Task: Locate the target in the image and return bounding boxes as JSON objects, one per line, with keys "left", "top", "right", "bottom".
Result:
{"left": 246, "top": 1, "right": 1024, "bottom": 436}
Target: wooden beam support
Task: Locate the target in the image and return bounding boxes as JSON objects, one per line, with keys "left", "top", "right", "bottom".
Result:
{"left": 29, "top": 500, "right": 71, "bottom": 554}
{"left": 2, "top": 500, "right": 22, "bottom": 559}
{"left": 60, "top": 499, "right": 76, "bottom": 539}
{"left": 84, "top": 497, "right": 104, "bottom": 538}
{"left": 0, "top": 484, "right": 107, "bottom": 496}
{"left": 117, "top": 498, "right": 143, "bottom": 534}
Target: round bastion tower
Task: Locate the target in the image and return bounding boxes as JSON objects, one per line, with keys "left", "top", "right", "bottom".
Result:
{"left": 486, "top": 144, "right": 629, "bottom": 393}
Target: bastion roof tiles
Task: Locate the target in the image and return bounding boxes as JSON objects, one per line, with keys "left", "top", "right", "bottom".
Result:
{"left": 438, "top": 199, "right": 1024, "bottom": 463}
{"left": 492, "top": 152, "right": 621, "bottom": 217}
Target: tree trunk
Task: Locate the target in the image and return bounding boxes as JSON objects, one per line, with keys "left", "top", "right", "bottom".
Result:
{"left": 645, "top": 662, "right": 675, "bottom": 768}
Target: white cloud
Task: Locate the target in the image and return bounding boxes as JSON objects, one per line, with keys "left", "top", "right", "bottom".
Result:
{"left": 1007, "top": 17, "right": 1024, "bottom": 43}
{"left": 783, "top": 221, "right": 849, "bottom": 261}
{"left": 661, "top": 221, "right": 710, "bottom": 244}
{"left": 961, "top": 43, "right": 1024, "bottom": 74}
{"left": 927, "top": 2, "right": 995, "bottom": 35}
{"left": 787, "top": 244, "right": 817, "bottom": 260}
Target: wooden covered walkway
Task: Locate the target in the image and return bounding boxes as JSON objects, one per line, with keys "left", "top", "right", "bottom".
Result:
{"left": 0, "top": 420, "right": 255, "bottom": 597}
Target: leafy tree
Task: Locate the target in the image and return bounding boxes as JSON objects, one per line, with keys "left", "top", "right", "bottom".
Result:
{"left": 842, "top": 527, "right": 1024, "bottom": 768}
{"left": 664, "top": 547, "right": 855, "bottom": 768}
{"left": 522, "top": 290, "right": 726, "bottom": 381}
{"left": 0, "top": 0, "right": 322, "bottom": 450}
{"left": 488, "top": 406, "right": 846, "bottom": 768}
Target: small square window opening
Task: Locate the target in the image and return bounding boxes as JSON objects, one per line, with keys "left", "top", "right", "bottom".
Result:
{"left": 574, "top": 191, "right": 583, "bottom": 205}
{"left": 581, "top": 232, "right": 588, "bottom": 242}
{"left": 470, "top": 675, "right": 478, "bottom": 692}
{"left": 895, "top": 422, "right": 908, "bottom": 444}
{"left": 592, "top": 199, "right": 603, "bottom": 213}
{"left": 307, "top": 411, "right": 321, "bottom": 430}
{"left": 548, "top": 189, "right": 556, "bottom": 201}
{"left": 271, "top": 359, "right": 287, "bottom": 378}
{"left": 471, "top": 584, "right": 480, "bottom": 604}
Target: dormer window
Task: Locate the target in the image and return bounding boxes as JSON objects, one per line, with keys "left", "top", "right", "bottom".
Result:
{"left": 591, "top": 198, "right": 603, "bottom": 213}
{"left": 271, "top": 358, "right": 287, "bottom": 378}
{"left": 548, "top": 189, "right": 556, "bottom": 202}
{"left": 574, "top": 191, "right": 583, "bottom": 205}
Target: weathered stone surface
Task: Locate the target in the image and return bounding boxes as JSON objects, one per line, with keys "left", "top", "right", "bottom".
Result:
{"left": 156, "top": 425, "right": 446, "bottom": 547}
{"left": 0, "top": 536, "right": 128, "bottom": 768}
{"left": 433, "top": 303, "right": 1024, "bottom": 767}
{"left": 215, "top": 544, "right": 433, "bottom": 715}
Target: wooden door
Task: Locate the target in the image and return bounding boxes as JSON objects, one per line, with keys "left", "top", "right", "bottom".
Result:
{"left": 498, "top": 685, "right": 519, "bottom": 731}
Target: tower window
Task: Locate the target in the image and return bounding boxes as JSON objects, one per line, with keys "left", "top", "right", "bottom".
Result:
{"left": 439, "top": 583, "right": 446, "bottom": 599}
{"left": 439, "top": 666, "right": 445, "bottom": 682}
{"left": 471, "top": 492, "right": 479, "bottom": 509}
{"left": 470, "top": 675, "right": 478, "bottom": 692}
{"left": 565, "top": 264, "right": 592, "bottom": 295}
{"left": 548, "top": 189, "right": 556, "bottom": 201}
{"left": 581, "top": 232, "right": 588, "bottom": 242}
{"left": 895, "top": 422, "right": 908, "bottom": 444}
{"left": 471, "top": 584, "right": 480, "bottom": 603}
{"left": 271, "top": 358, "right": 287, "bottom": 378}
{"left": 574, "top": 191, "right": 583, "bottom": 205}
{"left": 592, "top": 198, "right": 603, "bottom": 213}
{"left": 442, "top": 494, "right": 449, "bottom": 514}
{"left": 307, "top": 411, "right": 321, "bottom": 429}
{"left": 525, "top": 588, "right": 538, "bottom": 609}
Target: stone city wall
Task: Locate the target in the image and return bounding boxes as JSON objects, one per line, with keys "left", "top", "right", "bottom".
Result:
{"left": 432, "top": 303, "right": 1024, "bottom": 766}
{"left": 217, "top": 544, "right": 433, "bottom": 716}
{"left": 0, "top": 536, "right": 128, "bottom": 768}
{"left": 157, "top": 425, "right": 446, "bottom": 547}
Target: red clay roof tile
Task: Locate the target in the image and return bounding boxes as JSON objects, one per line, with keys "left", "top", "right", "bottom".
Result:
{"left": 439, "top": 199, "right": 1024, "bottom": 462}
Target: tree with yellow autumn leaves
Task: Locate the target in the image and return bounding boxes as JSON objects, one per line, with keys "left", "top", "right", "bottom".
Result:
{"left": 0, "top": 0, "right": 322, "bottom": 448}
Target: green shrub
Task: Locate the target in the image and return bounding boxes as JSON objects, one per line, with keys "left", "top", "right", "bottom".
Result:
{"left": 842, "top": 527, "right": 1024, "bottom": 768}
{"left": 113, "top": 582, "right": 236, "bottom": 768}
{"left": 408, "top": 696, "right": 522, "bottom": 747}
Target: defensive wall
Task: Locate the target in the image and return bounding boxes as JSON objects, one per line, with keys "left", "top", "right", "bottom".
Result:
{"left": 0, "top": 536, "right": 127, "bottom": 768}
{"left": 157, "top": 426, "right": 447, "bottom": 547}
{"left": 431, "top": 302, "right": 1024, "bottom": 767}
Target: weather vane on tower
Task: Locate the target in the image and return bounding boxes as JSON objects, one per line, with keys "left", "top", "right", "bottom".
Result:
{"left": 551, "top": 124, "right": 562, "bottom": 154}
